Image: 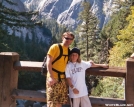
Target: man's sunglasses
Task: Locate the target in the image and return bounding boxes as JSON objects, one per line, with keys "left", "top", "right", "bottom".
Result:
{"left": 64, "top": 37, "right": 74, "bottom": 40}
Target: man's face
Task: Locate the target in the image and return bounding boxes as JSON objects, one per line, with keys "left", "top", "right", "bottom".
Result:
{"left": 62, "top": 34, "right": 74, "bottom": 47}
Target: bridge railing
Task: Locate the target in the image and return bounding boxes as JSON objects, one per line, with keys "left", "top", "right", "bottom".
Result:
{"left": 0, "top": 52, "right": 134, "bottom": 107}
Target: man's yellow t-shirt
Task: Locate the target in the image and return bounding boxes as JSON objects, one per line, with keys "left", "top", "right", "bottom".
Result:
{"left": 47, "top": 43, "right": 69, "bottom": 79}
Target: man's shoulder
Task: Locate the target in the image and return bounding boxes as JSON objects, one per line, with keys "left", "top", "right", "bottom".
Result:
{"left": 51, "top": 43, "right": 58, "bottom": 47}
{"left": 50, "top": 43, "right": 60, "bottom": 49}
{"left": 51, "top": 43, "right": 63, "bottom": 47}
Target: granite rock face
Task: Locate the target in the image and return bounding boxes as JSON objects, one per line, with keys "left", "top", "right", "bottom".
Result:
{"left": 20, "top": 0, "right": 118, "bottom": 29}
{"left": 5, "top": 0, "right": 118, "bottom": 29}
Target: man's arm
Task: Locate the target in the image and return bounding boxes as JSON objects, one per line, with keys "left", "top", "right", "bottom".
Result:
{"left": 46, "top": 54, "right": 57, "bottom": 86}
{"left": 46, "top": 54, "right": 54, "bottom": 78}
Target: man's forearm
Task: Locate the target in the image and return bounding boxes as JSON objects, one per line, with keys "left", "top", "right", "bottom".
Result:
{"left": 46, "top": 55, "right": 54, "bottom": 78}
{"left": 47, "top": 62, "right": 54, "bottom": 78}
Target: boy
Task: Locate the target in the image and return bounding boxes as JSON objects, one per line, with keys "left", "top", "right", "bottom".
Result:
{"left": 65, "top": 47, "right": 109, "bottom": 107}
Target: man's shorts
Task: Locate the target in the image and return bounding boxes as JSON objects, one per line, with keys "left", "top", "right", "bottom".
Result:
{"left": 46, "top": 78, "right": 68, "bottom": 107}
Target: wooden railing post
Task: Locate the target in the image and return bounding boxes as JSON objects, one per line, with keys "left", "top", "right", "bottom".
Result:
{"left": 0, "top": 52, "right": 19, "bottom": 107}
{"left": 126, "top": 58, "right": 134, "bottom": 106}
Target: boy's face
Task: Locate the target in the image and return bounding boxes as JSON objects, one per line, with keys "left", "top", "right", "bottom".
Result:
{"left": 70, "top": 53, "right": 79, "bottom": 62}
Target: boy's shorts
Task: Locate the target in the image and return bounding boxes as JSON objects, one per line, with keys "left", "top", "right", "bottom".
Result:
{"left": 70, "top": 95, "right": 92, "bottom": 107}
{"left": 46, "top": 78, "right": 68, "bottom": 107}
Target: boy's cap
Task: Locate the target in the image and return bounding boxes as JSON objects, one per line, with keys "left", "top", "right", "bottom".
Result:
{"left": 70, "top": 47, "right": 80, "bottom": 55}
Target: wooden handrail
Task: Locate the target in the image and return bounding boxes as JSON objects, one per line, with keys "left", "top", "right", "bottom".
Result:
{"left": 14, "top": 61, "right": 126, "bottom": 77}
{"left": 12, "top": 89, "right": 46, "bottom": 102}
{"left": 14, "top": 61, "right": 43, "bottom": 71}
{"left": 12, "top": 89, "right": 126, "bottom": 106}
{"left": 86, "top": 67, "right": 126, "bottom": 77}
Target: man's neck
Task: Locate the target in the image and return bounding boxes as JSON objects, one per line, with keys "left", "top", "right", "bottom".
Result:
{"left": 62, "top": 43, "right": 69, "bottom": 48}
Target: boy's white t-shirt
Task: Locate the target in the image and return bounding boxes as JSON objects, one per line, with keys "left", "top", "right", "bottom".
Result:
{"left": 65, "top": 60, "right": 92, "bottom": 98}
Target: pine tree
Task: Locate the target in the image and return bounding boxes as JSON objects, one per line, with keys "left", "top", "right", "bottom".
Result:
{"left": 75, "top": 1, "right": 102, "bottom": 96}
{"left": 76, "top": 1, "right": 99, "bottom": 61}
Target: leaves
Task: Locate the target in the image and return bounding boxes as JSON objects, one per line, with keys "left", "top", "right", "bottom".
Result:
{"left": 109, "top": 6, "right": 134, "bottom": 67}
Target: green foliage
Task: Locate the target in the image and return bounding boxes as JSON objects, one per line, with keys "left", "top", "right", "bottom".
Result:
{"left": 113, "top": 0, "right": 134, "bottom": 10}
{"left": 0, "top": 0, "right": 38, "bottom": 28}
{"left": 0, "top": 32, "right": 47, "bottom": 90}
{"left": 92, "top": 77, "right": 124, "bottom": 99}
{"left": 76, "top": 1, "right": 100, "bottom": 61}
{"left": 94, "top": 6, "right": 134, "bottom": 99}
{"left": 86, "top": 75, "right": 102, "bottom": 95}
{"left": 70, "top": 40, "right": 77, "bottom": 49}
{"left": 109, "top": 6, "right": 134, "bottom": 67}
{"left": 0, "top": 0, "right": 40, "bottom": 53}
{"left": 99, "top": 8, "right": 130, "bottom": 63}
{"left": 99, "top": 0, "right": 134, "bottom": 63}
{"left": 18, "top": 72, "right": 45, "bottom": 90}
{"left": 41, "top": 19, "right": 69, "bottom": 44}
{"left": 75, "top": 1, "right": 102, "bottom": 97}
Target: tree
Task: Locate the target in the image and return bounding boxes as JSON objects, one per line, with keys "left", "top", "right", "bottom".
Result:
{"left": 0, "top": 0, "right": 46, "bottom": 90}
{"left": 75, "top": 1, "right": 102, "bottom": 96}
{"left": 76, "top": 1, "right": 99, "bottom": 61}
{"left": 0, "top": 0, "right": 39, "bottom": 52}
{"left": 92, "top": 6, "right": 134, "bottom": 99}
{"left": 109, "top": 6, "right": 134, "bottom": 67}
{"left": 98, "top": 0, "right": 134, "bottom": 63}
{"left": 99, "top": 7, "right": 130, "bottom": 63}
{"left": 91, "top": 77, "right": 124, "bottom": 98}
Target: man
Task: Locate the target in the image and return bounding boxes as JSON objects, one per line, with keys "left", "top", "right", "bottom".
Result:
{"left": 46, "top": 32, "right": 75, "bottom": 107}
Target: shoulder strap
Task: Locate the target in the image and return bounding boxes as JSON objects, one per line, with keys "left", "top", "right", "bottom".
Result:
{"left": 52, "top": 43, "right": 63, "bottom": 64}
{"left": 68, "top": 48, "right": 70, "bottom": 56}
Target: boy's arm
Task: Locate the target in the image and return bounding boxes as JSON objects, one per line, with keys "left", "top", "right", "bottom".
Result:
{"left": 66, "top": 78, "right": 79, "bottom": 94}
{"left": 130, "top": 53, "right": 134, "bottom": 58}
{"left": 90, "top": 60, "right": 109, "bottom": 68}
{"left": 66, "top": 78, "right": 74, "bottom": 89}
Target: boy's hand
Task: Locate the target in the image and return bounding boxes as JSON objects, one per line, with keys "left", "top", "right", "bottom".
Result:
{"left": 130, "top": 53, "right": 134, "bottom": 58}
{"left": 89, "top": 60, "right": 94, "bottom": 65}
{"left": 73, "top": 88, "right": 79, "bottom": 94}
{"left": 101, "top": 64, "right": 109, "bottom": 68}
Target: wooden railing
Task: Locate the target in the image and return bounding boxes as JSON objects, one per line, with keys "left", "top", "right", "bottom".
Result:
{"left": 0, "top": 52, "right": 134, "bottom": 107}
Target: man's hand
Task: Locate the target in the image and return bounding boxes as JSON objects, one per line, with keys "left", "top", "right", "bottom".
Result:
{"left": 47, "top": 77, "right": 57, "bottom": 86}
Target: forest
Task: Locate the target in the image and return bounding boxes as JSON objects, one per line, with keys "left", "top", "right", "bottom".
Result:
{"left": 0, "top": 0, "right": 134, "bottom": 99}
